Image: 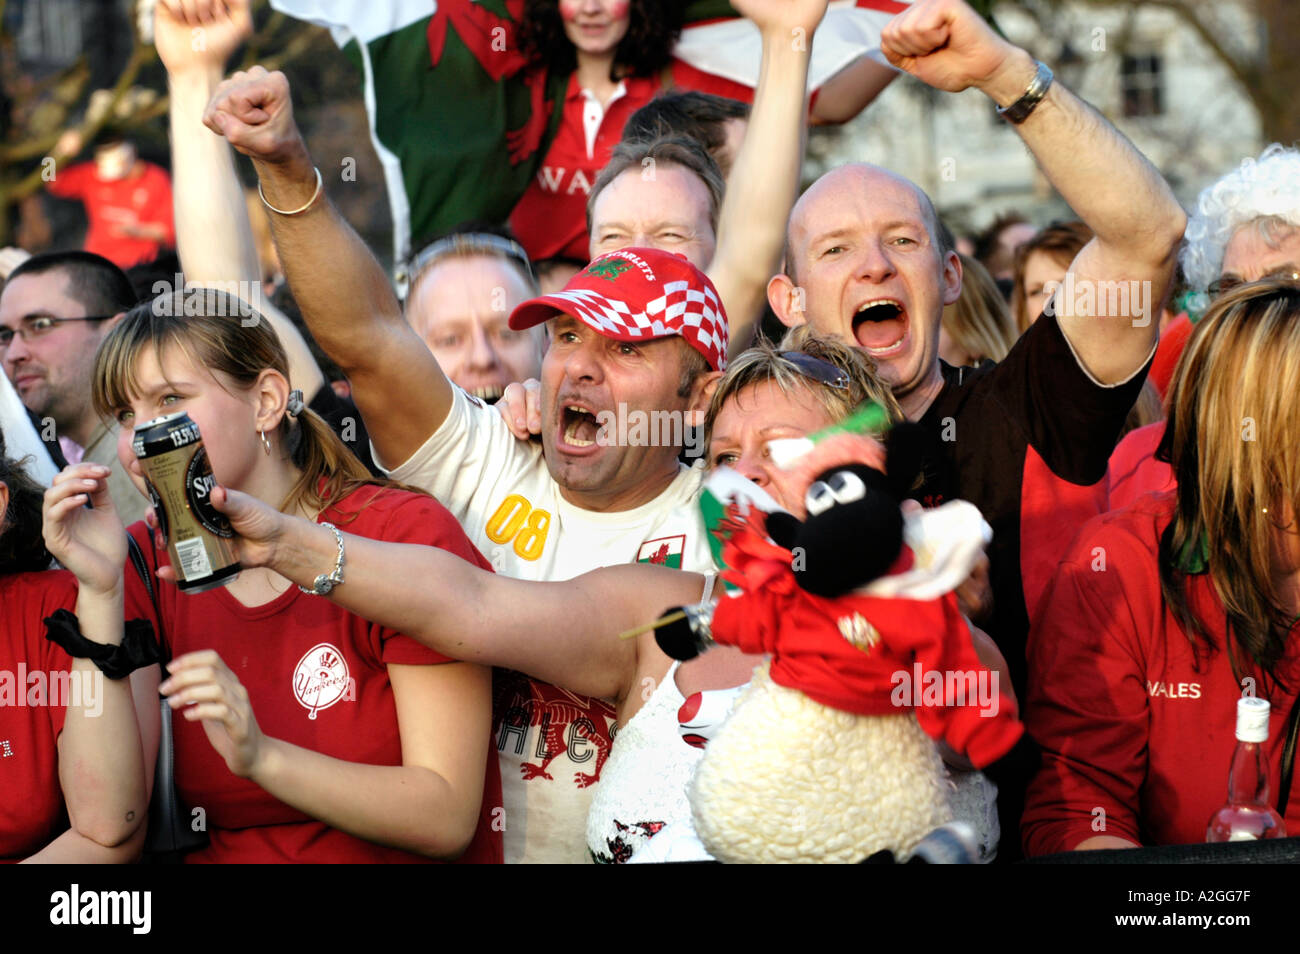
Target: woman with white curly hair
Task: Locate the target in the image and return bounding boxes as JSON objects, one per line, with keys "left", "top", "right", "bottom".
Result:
{"left": 1181, "top": 144, "right": 1300, "bottom": 316}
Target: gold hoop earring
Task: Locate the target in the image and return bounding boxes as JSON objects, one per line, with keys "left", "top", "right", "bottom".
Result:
{"left": 260, "top": 428, "right": 272, "bottom": 455}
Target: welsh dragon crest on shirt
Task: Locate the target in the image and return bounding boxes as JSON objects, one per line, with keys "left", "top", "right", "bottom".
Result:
{"left": 637, "top": 535, "right": 686, "bottom": 570}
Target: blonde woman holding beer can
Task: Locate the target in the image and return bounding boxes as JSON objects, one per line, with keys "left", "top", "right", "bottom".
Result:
{"left": 91, "top": 291, "right": 501, "bottom": 864}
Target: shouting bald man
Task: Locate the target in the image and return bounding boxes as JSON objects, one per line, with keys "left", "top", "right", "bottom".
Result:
{"left": 767, "top": 0, "right": 1185, "bottom": 858}
{"left": 771, "top": 0, "right": 1183, "bottom": 683}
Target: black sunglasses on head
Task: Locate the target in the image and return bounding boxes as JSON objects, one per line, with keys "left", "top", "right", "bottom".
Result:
{"left": 405, "top": 233, "right": 536, "bottom": 289}
{"left": 779, "top": 350, "right": 851, "bottom": 391}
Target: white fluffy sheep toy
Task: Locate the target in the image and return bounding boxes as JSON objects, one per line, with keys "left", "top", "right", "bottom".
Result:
{"left": 655, "top": 423, "right": 1024, "bottom": 863}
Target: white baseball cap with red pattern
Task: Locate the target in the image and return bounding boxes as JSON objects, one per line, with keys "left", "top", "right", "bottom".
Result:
{"left": 509, "top": 247, "right": 729, "bottom": 371}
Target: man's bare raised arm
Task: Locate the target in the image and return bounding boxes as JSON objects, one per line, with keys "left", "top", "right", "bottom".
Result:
{"left": 882, "top": 0, "right": 1186, "bottom": 385}
{"left": 203, "top": 66, "right": 453, "bottom": 470}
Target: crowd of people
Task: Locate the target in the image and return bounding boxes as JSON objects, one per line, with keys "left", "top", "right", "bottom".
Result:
{"left": 3, "top": 0, "right": 1300, "bottom": 864}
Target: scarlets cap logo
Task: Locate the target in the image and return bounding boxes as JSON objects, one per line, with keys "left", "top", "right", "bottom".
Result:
{"left": 292, "top": 642, "right": 350, "bottom": 720}
{"left": 586, "top": 257, "right": 633, "bottom": 282}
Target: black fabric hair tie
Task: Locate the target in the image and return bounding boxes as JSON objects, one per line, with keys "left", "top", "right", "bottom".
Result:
{"left": 43, "top": 610, "right": 161, "bottom": 680}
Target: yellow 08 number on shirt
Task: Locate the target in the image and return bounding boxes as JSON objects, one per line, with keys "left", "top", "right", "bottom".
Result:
{"left": 485, "top": 493, "right": 551, "bottom": 561}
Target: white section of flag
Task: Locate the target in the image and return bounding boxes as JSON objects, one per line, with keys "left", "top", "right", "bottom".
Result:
{"left": 674, "top": 0, "right": 913, "bottom": 92}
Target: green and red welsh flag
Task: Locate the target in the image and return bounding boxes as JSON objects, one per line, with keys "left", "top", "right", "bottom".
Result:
{"left": 268, "top": 0, "right": 916, "bottom": 272}
{"left": 267, "top": 0, "right": 563, "bottom": 278}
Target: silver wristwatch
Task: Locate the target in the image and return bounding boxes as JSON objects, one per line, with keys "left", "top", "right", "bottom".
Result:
{"left": 996, "top": 60, "right": 1054, "bottom": 125}
{"left": 299, "top": 521, "right": 345, "bottom": 595}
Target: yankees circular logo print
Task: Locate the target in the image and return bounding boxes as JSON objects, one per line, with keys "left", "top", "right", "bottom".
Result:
{"left": 292, "top": 643, "right": 350, "bottom": 720}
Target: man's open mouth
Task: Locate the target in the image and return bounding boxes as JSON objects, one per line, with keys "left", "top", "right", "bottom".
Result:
{"left": 852, "top": 299, "right": 908, "bottom": 356}
{"left": 560, "top": 404, "right": 601, "bottom": 448}
{"left": 468, "top": 386, "right": 504, "bottom": 404}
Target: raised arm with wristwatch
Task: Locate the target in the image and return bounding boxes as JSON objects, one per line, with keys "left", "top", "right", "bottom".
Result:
{"left": 880, "top": 0, "right": 1185, "bottom": 385}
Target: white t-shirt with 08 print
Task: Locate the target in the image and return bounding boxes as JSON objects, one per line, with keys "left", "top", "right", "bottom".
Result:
{"left": 374, "top": 384, "right": 716, "bottom": 863}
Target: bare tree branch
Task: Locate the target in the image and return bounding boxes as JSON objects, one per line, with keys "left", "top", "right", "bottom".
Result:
{"left": 1135, "top": 0, "right": 1261, "bottom": 96}
{"left": 7, "top": 41, "right": 156, "bottom": 204}
{"left": 0, "top": 1, "right": 327, "bottom": 243}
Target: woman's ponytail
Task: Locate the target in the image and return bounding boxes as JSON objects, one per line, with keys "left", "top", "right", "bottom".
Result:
{"left": 280, "top": 404, "right": 378, "bottom": 517}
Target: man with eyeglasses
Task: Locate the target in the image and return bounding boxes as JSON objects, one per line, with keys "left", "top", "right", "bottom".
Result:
{"left": 0, "top": 251, "right": 146, "bottom": 523}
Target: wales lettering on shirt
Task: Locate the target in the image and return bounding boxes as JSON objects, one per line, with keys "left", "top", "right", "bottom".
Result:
{"left": 536, "top": 167, "right": 594, "bottom": 196}
{"left": 1147, "top": 680, "right": 1202, "bottom": 700}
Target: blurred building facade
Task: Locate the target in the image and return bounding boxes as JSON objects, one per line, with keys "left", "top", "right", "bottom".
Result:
{"left": 808, "top": 1, "right": 1264, "bottom": 237}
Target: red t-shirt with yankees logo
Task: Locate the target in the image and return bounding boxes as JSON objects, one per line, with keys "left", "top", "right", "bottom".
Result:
{"left": 508, "top": 62, "right": 754, "bottom": 263}
{"left": 0, "top": 570, "right": 78, "bottom": 861}
{"left": 124, "top": 485, "right": 503, "bottom": 864}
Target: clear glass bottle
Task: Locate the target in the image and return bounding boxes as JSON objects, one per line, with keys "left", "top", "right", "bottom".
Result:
{"left": 1205, "top": 697, "right": 1287, "bottom": 842}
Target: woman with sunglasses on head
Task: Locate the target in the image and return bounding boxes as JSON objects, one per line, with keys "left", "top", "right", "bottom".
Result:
{"left": 0, "top": 431, "right": 152, "bottom": 862}
{"left": 184, "top": 330, "right": 1013, "bottom": 861}
{"left": 1023, "top": 277, "right": 1300, "bottom": 855}
{"left": 95, "top": 292, "right": 501, "bottom": 864}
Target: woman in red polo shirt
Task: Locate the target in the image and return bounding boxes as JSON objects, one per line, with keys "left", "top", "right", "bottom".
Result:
{"left": 1023, "top": 277, "right": 1300, "bottom": 854}
{"left": 0, "top": 434, "right": 149, "bottom": 862}
{"left": 508, "top": 0, "right": 750, "bottom": 262}
{"left": 507, "top": 0, "right": 898, "bottom": 263}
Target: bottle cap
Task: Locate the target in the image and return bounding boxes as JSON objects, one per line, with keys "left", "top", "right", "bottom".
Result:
{"left": 1236, "top": 696, "right": 1271, "bottom": 743}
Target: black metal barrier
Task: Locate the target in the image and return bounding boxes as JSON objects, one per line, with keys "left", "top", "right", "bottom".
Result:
{"left": 1026, "top": 836, "right": 1300, "bottom": 863}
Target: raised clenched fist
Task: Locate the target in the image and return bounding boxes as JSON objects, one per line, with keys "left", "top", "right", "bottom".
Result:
{"left": 202, "top": 65, "right": 307, "bottom": 167}
{"left": 154, "top": 0, "right": 253, "bottom": 75}
{"left": 880, "top": 0, "right": 1022, "bottom": 96}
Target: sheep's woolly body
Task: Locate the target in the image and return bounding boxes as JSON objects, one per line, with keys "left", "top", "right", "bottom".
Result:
{"left": 691, "top": 665, "right": 953, "bottom": 863}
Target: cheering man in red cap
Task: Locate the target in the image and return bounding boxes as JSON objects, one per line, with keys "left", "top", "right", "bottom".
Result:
{"left": 391, "top": 244, "right": 727, "bottom": 582}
